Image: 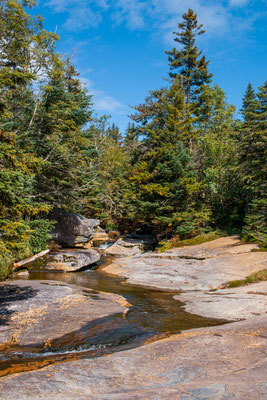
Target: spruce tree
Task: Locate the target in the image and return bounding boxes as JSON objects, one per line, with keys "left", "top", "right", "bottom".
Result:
{"left": 239, "top": 81, "right": 266, "bottom": 196}
{"left": 240, "top": 81, "right": 267, "bottom": 244}
{"left": 241, "top": 82, "right": 258, "bottom": 122}
{"left": 128, "top": 80, "right": 210, "bottom": 237}
{"left": 165, "top": 8, "right": 212, "bottom": 105}
{"left": 33, "top": 58, "right": 93, "bottom": 209}
{"left": 0, "top": 0, "right": 58, "bottom": 275}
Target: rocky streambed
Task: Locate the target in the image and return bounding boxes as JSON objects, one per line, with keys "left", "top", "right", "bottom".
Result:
{"left": 0, "top": 236, "right": 266, "bottom": 399}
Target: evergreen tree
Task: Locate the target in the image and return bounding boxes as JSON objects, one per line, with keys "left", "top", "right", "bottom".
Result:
{"left": 194, "top": 85, "right": 244, "bottom": 228}
{"left": 239, "top": 81, "right": 266, "bottom": 197}
{"left": 33, "top": 58, "right": 93, "bottom": 210}
{"left": 241, "top": 82, "right": 258, "bottom": 122}
{"left": 107, "top": 122, "right": 121, "bottom": 143}
{"left": 240, "top": 81, "right": 267, "bottom": 244}
{"left": 0, "top": 0, "right": 58, "bottom": 278}
{"left": 129, "top": 80, "right": 210, "bottom": 237}
{"left": 165, "top": 8, "right": 212, "bottom": 105}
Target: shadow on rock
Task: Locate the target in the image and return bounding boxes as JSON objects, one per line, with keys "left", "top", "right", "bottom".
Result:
{"left": 0, "top": 285, "right": 38, "bottom": 326}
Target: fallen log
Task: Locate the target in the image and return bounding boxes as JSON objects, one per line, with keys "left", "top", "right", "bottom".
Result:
{"left": 13, "top": 249, "right": 50, "bottom": 270}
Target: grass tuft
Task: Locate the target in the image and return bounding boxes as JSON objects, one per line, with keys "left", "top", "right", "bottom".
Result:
{"left": 225, "top": 269, "right": 267, "bottom": 288}
{"left": 158, "top": 231, "right": 222, "bottom": 252}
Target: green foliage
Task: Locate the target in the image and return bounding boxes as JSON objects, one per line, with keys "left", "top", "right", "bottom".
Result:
{"left": 0, "top": 242, "right": 13, "bottom": 281}
{"left": 193, "top": 87, "right": 244, "bottom": 228}
{"left": 0, "top": 0, "right": 92, "bottom": 278}
{"left": 28, "top": 219, "right": 54, "bottom": 254}
{"left": 242, "top": 199, "right": 267, "bottom": 246}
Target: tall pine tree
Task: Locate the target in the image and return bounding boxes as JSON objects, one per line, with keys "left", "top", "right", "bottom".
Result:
{"left": 165, "top": 8, "right": 212, "bottom": 105}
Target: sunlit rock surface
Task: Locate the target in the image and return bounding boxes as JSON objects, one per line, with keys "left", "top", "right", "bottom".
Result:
{"left": 103, "top": 236, "right": 266, "bottom": 291}
{"left": 0, "top": 237, "right": 266, "bottom": 399}
{"left": 46, "top": 249, "right": 100, "bottom": 271}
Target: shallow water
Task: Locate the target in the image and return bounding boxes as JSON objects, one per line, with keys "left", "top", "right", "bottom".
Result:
{"left": 0, "top": 257, "right": 229, "bottom": 377}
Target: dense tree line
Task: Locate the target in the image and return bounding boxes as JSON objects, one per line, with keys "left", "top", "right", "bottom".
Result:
{"left": 0, "top": 3, "right": 266, "bottom": 279}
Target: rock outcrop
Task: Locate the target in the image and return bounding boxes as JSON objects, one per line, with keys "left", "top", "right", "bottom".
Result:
{"left": 0, "top": 300, "right": 266, "bottom": 400}
{"left": 0, "top": 236, "right": 266, "bottom": 399}
{"left": 49, "top": 208, "right": 100, "bottom": 247}
{"left": 46, "top": 249, "right": 100, "bottom": 271}
{"left": 104, "top": 236, "right": 154, "bottom": 257}
{"left": 103, "top": 236, "right": 266, "bottom": 291}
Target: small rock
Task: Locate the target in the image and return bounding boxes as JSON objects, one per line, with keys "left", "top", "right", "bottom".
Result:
{"left": 108, "top": 230, "right": 121, "bottom": 241}
{"left": 91, "top": 227, "right": 109, "bottom": 247}
{"left": 104, "top": 237, "right": 153, "bottom": 257}
{"left": 46, "top": 250, "right": 100, "bottom": 272}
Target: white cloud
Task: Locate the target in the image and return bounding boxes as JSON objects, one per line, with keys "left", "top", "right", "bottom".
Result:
{"left": 47, "top": 0, "right": 108, "bottom": 31}
{"left": 111, "top": 0, "right": 147, "bottom": 29}
{"left": 63, "top": 7, "right": 102, "bottom": 31}
{"left": 80, "top": 77, "right": 125, "bottom": 112}
{"left": 46, "top": 0, "right": 258, "bottom": 39}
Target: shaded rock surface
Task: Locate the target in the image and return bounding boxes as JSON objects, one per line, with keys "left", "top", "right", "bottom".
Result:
{"left": 103, "top": 236, "right": 266, "bottom": 291}
{"left": 104, "top": 236, "right": 154, "bottom": 257}
{"left": 0, "top": 315, "right": 266, "bottom": 399}
{"left": 49, "top": 208, "right": 100, "bottom": 247}
{"left": 46, "top": 249, "right": 100, "bottom": 271}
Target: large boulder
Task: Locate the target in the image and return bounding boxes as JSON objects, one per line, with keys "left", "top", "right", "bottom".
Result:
{"left": 49, "top": 208, "right": 100, "bottom": 247}
{"left": 46, "top": 249, "right": 100, "bottom": 272}
{"left": 104, "top": 237, "right": 153, "bottom": 257}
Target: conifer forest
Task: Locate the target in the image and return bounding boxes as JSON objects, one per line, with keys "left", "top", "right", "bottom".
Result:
{"left": 0, "top": 1, "right": 266, "bottom": 280}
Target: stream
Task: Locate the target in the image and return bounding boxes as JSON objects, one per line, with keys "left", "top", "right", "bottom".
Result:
{"left": 0, "top": 256, "right": 228, "bottom": 377}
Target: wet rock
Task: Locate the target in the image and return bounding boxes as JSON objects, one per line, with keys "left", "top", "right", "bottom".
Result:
{"left": 46, "top": 249, "right": 100, "bottom": 271}
{"left": 104, "top": 237, "right": 153, "bottom": 257}
{"left": 49, "top": 208, "right": 100, "bottom": 247}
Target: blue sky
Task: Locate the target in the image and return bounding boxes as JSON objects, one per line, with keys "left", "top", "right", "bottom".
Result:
{"left": 33, "top": 0, "right": 267, "bottom": 131}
